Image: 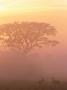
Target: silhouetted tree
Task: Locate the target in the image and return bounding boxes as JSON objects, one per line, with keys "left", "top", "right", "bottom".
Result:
{"left": 0, "top": 22, "right": 58, "bottom": 55}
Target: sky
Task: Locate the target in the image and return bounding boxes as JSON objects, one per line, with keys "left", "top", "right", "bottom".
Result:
{"left": 0, "top": 0, "right": 67, "bottom": 24}
{"left": 0, "top": 0, "right": 67, "bottom": 14}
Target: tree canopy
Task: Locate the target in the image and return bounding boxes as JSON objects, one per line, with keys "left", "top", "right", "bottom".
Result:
{"left": 0, "top": 22, "right": 58, "bottom": 55}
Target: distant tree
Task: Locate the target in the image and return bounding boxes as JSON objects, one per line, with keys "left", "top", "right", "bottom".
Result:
{"left": 0, "top": 22, "right": 58, "bottom": 55}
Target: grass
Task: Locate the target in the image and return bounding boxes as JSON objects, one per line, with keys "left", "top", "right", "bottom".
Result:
{"left": 0, "top": 78, "right": 67, "bottom": 90}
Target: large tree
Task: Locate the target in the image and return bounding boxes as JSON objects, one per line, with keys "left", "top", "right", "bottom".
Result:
{"left": 0, "top": 22, "right": 58, "bottom": 55}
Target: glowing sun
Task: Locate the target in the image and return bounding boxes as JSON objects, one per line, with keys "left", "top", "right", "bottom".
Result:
{"left": 0, "top": 4, "right": 7, "bottom": 12}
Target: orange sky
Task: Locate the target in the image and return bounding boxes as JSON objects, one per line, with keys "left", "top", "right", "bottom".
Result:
{"left": 0, "top": 0, "right": 67, "bottom": 24}
{"left": 0, "top": 0, "right": 67, "bottom": 16}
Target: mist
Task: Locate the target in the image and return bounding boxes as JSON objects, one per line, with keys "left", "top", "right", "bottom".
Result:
{"left": 0, "top": 41, "right": 67, "bottom": 81}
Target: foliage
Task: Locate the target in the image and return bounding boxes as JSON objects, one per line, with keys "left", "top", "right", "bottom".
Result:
{"left": 0, "top": 22, "right": 58, "bottom": 55}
